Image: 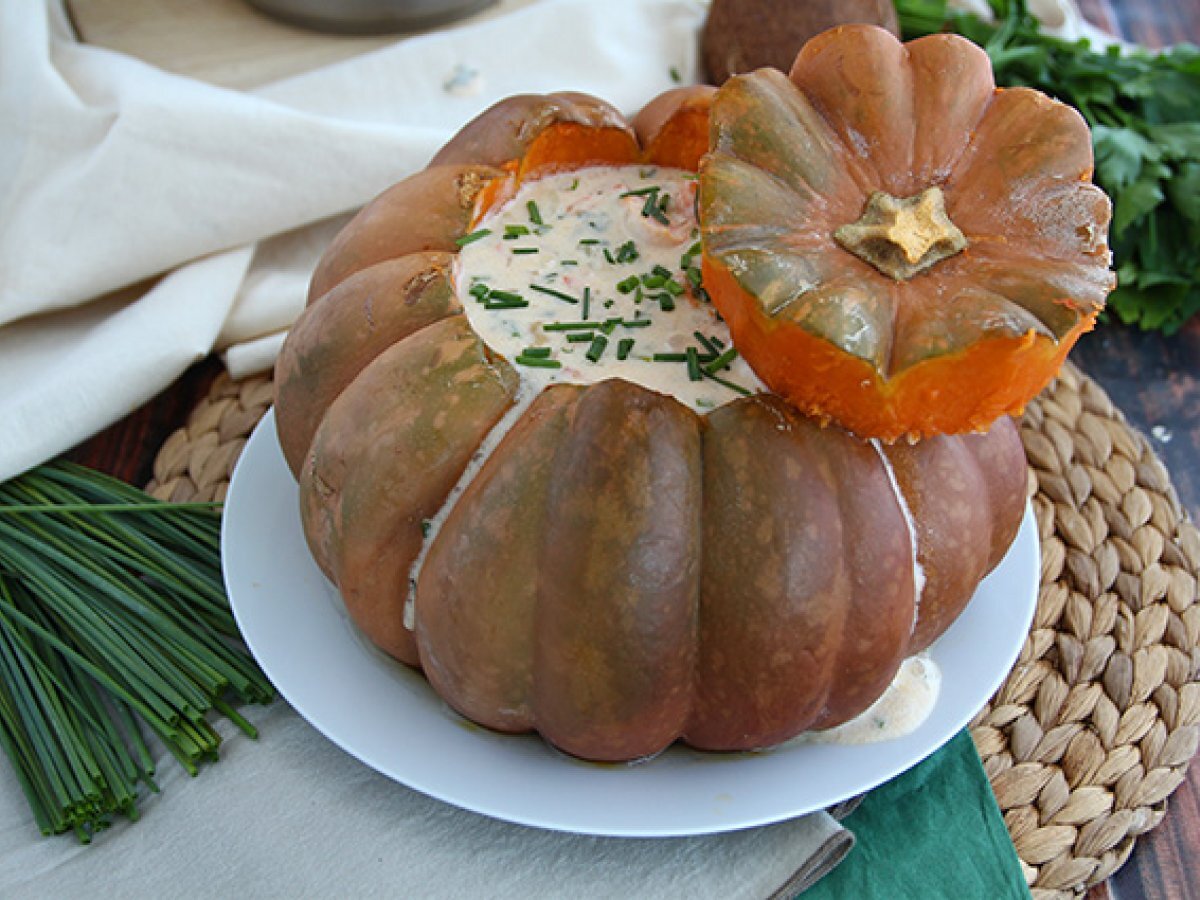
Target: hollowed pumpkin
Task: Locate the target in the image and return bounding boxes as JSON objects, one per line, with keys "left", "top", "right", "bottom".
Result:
{"left": 274, "top": 82, "right": 1028, "bottom": 762}
{"left": 699, "top": 25, "right": 1115, "bottom": 441}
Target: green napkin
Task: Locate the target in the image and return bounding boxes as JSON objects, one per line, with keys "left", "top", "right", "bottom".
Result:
{"left": 802, "top": 730, "right": 1030, "bottom": 899}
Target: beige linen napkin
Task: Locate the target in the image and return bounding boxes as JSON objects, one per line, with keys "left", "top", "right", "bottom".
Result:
{"left": 0, "top": 702, "right": 854, "bottom": 898}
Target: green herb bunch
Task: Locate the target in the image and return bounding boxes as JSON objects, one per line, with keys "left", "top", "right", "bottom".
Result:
{"left": 0, "top": 461, "right": 274, "bottom": 841}
{"left": 896, "top": 0, "right": 1200, "bottom": 334}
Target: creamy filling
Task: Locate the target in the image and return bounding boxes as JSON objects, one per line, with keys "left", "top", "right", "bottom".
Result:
{"left": 870, "top": 438, "right": 926, "bottom": 631}
{"left": 453, "top": 166, "right": 764, "bottom": 413}
{"left": 404, "top": 379, "right": 541, "bottom": 630}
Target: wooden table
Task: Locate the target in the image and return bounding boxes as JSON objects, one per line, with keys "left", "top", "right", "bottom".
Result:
{"left": 63, "top": 1, "right": 1200, "bottom": 897}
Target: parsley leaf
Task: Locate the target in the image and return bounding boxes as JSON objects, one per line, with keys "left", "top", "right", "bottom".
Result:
{"left": 1093, "top": 125, "right": 1159, "bottom": 191}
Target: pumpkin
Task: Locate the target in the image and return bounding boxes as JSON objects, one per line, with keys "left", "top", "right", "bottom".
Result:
{"left": 273, "top": 82, "right": 1028, "bottom": 762}
{"left": 699, "top": 25, "right": 1115, "bottom": 441}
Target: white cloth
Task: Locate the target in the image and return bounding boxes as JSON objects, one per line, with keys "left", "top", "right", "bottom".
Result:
{"left": 0, "top": 0, "right": 705, "bottom": 483}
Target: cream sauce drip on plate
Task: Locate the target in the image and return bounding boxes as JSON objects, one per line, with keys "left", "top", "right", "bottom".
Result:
{"left": 454, "top": 166, "right": 763, "bottom": 412}
{"left": 794, "top": 655, "right": 942, "bottom": 746}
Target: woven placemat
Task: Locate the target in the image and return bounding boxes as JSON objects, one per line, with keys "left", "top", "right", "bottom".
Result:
{"left": 147, "top": 360, "right": 1200, "bottom": 900}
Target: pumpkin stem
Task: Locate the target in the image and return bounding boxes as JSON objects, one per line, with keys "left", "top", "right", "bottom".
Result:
{"left": 834, "top": 187, "right": 967, "bottom": 281}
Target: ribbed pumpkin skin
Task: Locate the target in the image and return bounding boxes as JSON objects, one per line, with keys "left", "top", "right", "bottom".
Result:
{"left": 274, "top": 84, "right": 1029, "bottom": 762}
{"left": 700, "top": 25, "right": 1115, "bottom": 441}
{"left": 417, "top": 384, "right": 1025, "bottom": 760}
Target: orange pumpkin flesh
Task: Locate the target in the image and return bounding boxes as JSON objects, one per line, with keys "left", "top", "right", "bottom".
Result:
{"left": 699, "top": 26, "right": 1114, "bottom": 441}
{"left": 472, "top": 92, "right": 714, "bottom": 221}
{"left": 703, "top": 255, "right": 1094, "bottom": 437}
{"left": 275, "top": 83, "right": 1031, "bottom": 762}
{"left": 633, "top": 85, "right": 717, "bottom": 171}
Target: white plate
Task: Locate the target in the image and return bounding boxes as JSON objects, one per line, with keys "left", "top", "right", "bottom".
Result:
{"left": 223, "top": 409, "right": 1039, "bottom": 837}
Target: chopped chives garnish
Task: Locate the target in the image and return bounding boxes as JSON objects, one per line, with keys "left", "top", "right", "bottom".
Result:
{"left": 488, "top": 290, "right": 524, "bottom": 303}
{"left": 641, "top": 273, "right": 666, "bottom": 289}
{"left": 711, "top": 335, "right": 726, "bottom": 349}
{"left": 469, "top": 283, "right": 490, "bottom": 299}
{"left": 669, "top": 66, "right": 682, "bottom": 84}
{"left": 657, "top": 293, "right": 676, "bottom": 312}
{"left": 686, "top": 267, "right": 703, "bottom": 288}
{"left": 665, "top": 279, "right": 685, "bottom": 296}
{"left": 615, "top": 241, "right": 640, "bottom": 263}
{"left": 527, "top": 201, "right": 544, "bottom": 226}
{"left": 705, "top": 371, "right": 752, "bottom": 395}
{"left": 603, "top": 248, "right": 616, "bottom": 264}
{"left": 649, "top": 194, "right": 671, "bottom": 226}
{"left": 601, "top": 318, "right": 622, "bottom": 335}
{"left": 620, "top": 318, "right": 652, "bottom": 329}
{"left": 581, "top": 286, "right": 591, "bottom": 320}
{"left": 543, "top": 321, "right": 602, "bottom": 331}
{"left": 455, "top": 228, "right": 491, "bottom": 247}
{"left": 653, "top": 352, "right": 689, "bottom": 362}
{"left": 522, "top": 346, "right": 552, "bottom": 358}
{"left": 686, "top": 347, "right": 702, "bottom": 382}
{"left": 503, "top": 224, "right": 530, "bottom": 239}
{"left": 561, "top": 260, "right": 579, "bottom": 266}
{"left": 620, "top": 186, "right": 661, "bottom": 198}
{"left": 652, "top": 264, "right": 673, "bottom": 280}
{"left": 616, "top": 276, "right": 639, "bottom": 294}
{"left": 484, "top": 300, "right": 529, "bottom": 310}
{"left": 529, "top": 284, "right": 579, "bottom": 304}
{"left": 566, "top": 332, "right": 596, "bottom": 343}
{"left": 512, "top": 247, "right": 538, "bottom": 255}
{"left": 640, "top": 192, "right": 660, "bottom": 219}
{"left": 515, "top": 355, "right": 562, "bottom": 369}
{"left": 578, "top": 238, "right": 601, "bottom": 245}
{"left": 617, "top": 338, "right": 635, "bottom": 360}
{"left": 586, "top": 335, "right": 608, "bottom": 363}
{"left": 568, "top": 178, "right": 580, "bottom": 190}
{"left": 694, "top": 332, "right": 720, "bottom": 355}
{"left": 704, "top": 348, "right": 740, "bottom": 374}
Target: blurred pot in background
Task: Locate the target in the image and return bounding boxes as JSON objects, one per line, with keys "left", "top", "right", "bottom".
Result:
{"left": 246, "top": 0, "right": 498, "bottom": 33}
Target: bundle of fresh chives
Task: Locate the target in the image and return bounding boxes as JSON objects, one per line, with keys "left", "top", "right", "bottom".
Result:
{"left": 0, "top": 460, "right": 274, "bottom": 842}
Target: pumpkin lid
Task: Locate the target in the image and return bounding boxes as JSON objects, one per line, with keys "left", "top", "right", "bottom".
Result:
{"left": 698, "top": 25, "right": 1115, "bottom": 441}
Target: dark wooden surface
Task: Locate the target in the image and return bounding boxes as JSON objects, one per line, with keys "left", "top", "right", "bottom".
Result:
{"left": 63, "top": 2, "right": 1200, "bottom": 898}
{"left": 1070, "top": 1, "right": 1200, "bottom": 897}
